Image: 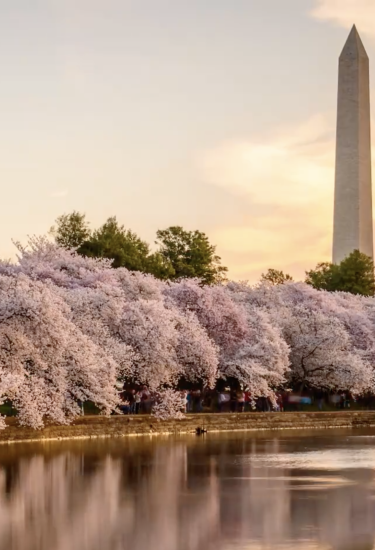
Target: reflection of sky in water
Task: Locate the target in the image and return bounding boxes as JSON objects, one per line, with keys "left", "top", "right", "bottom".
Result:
{"left": 230, "top": 545, "right": 332, "bottom": 550}
{"left": 229, "top": 545, "right": 332, "bottom": 550}
{"left": 247, "top": 448, "right": 375, "bottom": 471}
{"left": 220, "top": 475, "right": 355, "bottom": 491}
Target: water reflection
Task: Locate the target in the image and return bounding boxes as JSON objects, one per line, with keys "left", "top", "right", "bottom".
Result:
{"left": 0, "top": 432, "right": 374, "bottom": 549}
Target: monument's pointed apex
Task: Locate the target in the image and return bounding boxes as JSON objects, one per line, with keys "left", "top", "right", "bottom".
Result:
{"left": 340, "top": 25, "right": 368, "bottom": 59}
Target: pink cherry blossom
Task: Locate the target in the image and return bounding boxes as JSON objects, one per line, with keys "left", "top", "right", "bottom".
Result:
{"left": 152, "top": 389, "right": 186, "bottom": 420}
{"left": 0, "top": 273, "right": 119, "bottom": 428}
{"left": 1, "top": 238, "right": 374, "bottom": 425}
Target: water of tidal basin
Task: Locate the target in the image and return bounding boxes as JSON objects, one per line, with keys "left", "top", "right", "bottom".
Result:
{"left": 1, "top": 431, "right": 375, "bottom": 550}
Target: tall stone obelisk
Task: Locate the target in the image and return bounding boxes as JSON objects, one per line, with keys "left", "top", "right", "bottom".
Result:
{"left": 332, "top": 25, "right": 373, "bottom": 264}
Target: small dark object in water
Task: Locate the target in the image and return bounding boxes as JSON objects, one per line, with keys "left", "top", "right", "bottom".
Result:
{"left": 196, "top": 427, "right": 207, "bottom": 435}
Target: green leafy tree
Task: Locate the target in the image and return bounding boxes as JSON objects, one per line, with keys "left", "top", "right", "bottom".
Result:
{"left": 145, "top": 251, "right": 175, "bottom": 280}
{"left": 156, "top": 226, "right": 228, "bottom": 285}
{"left": 51, "top": 214, "right": 225, "bottom": 282}
{"left": 78, "top": 217, "right": 152, "bottom": 271}
{"left": 306, "top": 250, "right": 375, "bottom": 296}
{"left": 50, "top": 211, "right": 91, "bottom": 249}
{"left": 261, "top": 268, "right": 293, "bottom": 285}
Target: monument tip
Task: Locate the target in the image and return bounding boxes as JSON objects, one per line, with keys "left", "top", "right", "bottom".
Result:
{"left": 340, "top": 24, "right": 368, "bottom": 60}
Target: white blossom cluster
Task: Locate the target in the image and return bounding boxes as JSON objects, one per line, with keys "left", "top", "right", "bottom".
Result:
{"left": 0, "top": 237, "right": 373, "bottom": 428}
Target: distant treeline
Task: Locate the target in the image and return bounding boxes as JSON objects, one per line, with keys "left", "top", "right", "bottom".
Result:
{"left": 51, "top": 212, "right": 228, "bottom": 285}
{"left": 52, "top": 211, "right": 375, "bottom": 296}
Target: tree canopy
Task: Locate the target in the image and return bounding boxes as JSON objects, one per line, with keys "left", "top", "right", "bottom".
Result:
{"left": 51, "top": 213, "right": 227, "bottom": 284}
{"left": 50, "top": 211, "right": 91, "bottom": 249}
{"left": 305, "top": 250, "right": 375, "bottom": 296}
{"left": 78, "top": 217, "right": 149, "bottom": 270}
{"left": 156, "top": 226, "right": 228, "bottom": 284}
{"left": 261, "top": 268, "right": 293, "bottom": 285}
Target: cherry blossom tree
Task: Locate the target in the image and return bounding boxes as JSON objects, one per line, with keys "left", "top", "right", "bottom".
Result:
{"left": 175, "top": 310, "right": 218, "bottom": 388}
{"left": 165, "top": 279, "right": 248, "bottom": 353}
{"left": 167, "top": 279, "right": 290, "bottom": 401}
{"left": 277, "top": 284, "right": 375, "bottom": 393}
{"left": 3, "top": 236, "right": 116, "bottom": 289}
{"left": 0, "top": 241, "right": 220, "bottom": 420}
{"left": 223, "top": 309, "right": 289, "bottom": 403}
{"left": 0, "top": 273, "right": 119, "bottom": 429}
{"left": 281, "top": 304, "right": 372, "bottom": 394}
{"left": 232, "top": 281, "right": 375, "bottom": 395}
{"left": 60, "top": 286, "right": 135, "bottom": 380}
{"left": 152, "top": 389, "right": 186, "bottom": 420}
{"left": 117, "top": 299, "right": 219, "bottom": 391}
{"left": 2, "top": 236, "right": 375, "bottom": 424}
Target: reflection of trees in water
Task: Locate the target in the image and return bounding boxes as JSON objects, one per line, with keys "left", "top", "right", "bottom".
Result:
{"left": 0, "top": 439, "right": 374, "bottom": 550}
{"left": 0, "top": 454, "right": 130, "bottom": 550}
{"left": 216, "top": 438, "right": 292, "bottom": 545}
{"left": 128, "top": 445, "right": 220, "bottom": 550}
{"left": 0, "top": 444, "right": 221, "bottom": 550}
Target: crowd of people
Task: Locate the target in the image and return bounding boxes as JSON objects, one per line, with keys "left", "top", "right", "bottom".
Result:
{"left": 118, "top": 386, "right": 153, "bottom": 415}
{"left": 118, "top": 386, "right": 355, "bottom": 415}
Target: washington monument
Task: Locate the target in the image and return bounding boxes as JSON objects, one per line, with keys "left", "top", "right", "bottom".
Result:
{"left": 332, "top": 25, "right": 373, "bottom": 264}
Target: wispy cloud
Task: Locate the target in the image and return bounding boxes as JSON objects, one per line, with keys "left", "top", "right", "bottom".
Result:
{"left": 311, "top": 0, "right": 375, "bottom": 37}
{"left": 202, "top": 114, "right": 334, "bottom": 207}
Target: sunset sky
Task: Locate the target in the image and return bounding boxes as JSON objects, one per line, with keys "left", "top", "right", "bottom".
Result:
{"left": 1, "top": 0, "right": 375, "bottom": 282}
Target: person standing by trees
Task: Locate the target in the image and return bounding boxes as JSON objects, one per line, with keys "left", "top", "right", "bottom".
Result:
{"left": 230, "top": 388, "right": 237, "bottom": 413}
{"left": 237, "top": 389, "right": 245, "bottom": 412}
{"left": 217, "top": 391, "right": 226, "bottom": 413}
{"left": 134, "top": 391, "right": 142, "bottom": 415}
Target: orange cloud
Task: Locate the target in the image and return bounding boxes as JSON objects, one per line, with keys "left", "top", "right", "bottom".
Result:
{"left": 311, "top": 0, "right": 375, "bottom": 37}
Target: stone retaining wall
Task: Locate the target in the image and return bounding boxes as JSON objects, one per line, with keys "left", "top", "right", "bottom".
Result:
{"left": 1, "top": 411, "right": 375, "bottom": 444}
